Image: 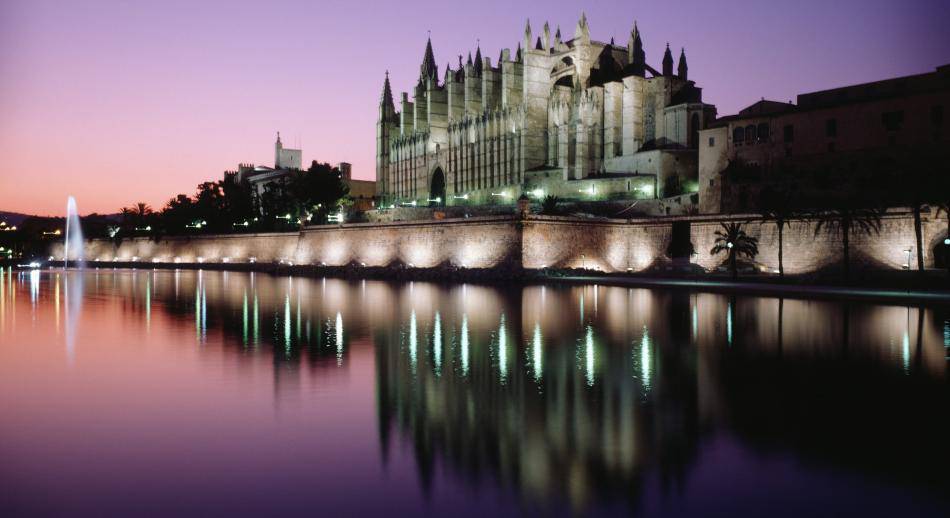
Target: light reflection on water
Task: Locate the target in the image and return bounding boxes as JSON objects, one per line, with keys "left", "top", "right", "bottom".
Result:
{"left": 0, "top": 269, "right": 949, "bottom": 517}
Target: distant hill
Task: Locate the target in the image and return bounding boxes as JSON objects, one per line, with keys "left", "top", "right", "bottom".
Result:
{"left": 0, "top": 211, "right": 33, "bottom": 225}
{"left": 0, "top": 211, "right": 121, "bottom": 225}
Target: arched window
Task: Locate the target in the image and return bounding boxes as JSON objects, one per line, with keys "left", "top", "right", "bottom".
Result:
{"left": 744, "top": 124, "right": 755, "bottom": 144}
{"left": 757, "top": 122, "right": 770, "bottom": 143}
{"left": 733, "top": 126, "right": 745, "bottom": 146}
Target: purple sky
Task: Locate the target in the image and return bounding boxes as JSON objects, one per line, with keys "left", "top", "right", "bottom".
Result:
{"left": 1, "top": 0, "right": 948, "bottom": 216}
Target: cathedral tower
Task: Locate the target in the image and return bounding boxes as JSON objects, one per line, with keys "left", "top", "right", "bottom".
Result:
{"left": 377, "top": 72, "right": 397, "bottom": 200}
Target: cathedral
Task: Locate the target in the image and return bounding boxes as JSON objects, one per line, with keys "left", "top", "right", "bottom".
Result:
{"left": 376, "top": 14, "right": 717, "bottom": 207}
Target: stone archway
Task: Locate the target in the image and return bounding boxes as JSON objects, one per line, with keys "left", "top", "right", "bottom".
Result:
{"left": 933, "top": 234, "right": 950, "bottom": 269}
{"left": 429, "top": 168, "right": 446, "bottom": 207}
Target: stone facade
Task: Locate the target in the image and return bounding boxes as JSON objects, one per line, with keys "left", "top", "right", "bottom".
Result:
{"left": 376, "top": 15, "right": 715, "bottom": 207}
{"left": 58, "top": 210, "right": 949, "bottom": 275}
{"left": 699, "top": 64, "right": 950, "bottom": 214}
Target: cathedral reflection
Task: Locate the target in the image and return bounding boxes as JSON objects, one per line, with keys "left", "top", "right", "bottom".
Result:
{"left": 16, "top": 270, "right": 947, "bottom": 512}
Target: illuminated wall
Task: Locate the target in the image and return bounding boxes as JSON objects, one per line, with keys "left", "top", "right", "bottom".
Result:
{"left": 56, "top": 210, "right": 947, "bottom": 274}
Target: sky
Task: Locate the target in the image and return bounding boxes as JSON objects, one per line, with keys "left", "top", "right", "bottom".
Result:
{"left": 0, "top": 0, "right": 948, "bottom": 216}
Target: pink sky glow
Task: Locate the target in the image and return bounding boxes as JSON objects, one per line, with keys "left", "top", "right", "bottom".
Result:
{"left": 0, "top": 0, "right": 947, "bottom": 216}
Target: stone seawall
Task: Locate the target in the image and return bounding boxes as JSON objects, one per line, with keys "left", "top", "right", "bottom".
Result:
{"left": 53, "top": 211, "right": 948, "bottom": 275}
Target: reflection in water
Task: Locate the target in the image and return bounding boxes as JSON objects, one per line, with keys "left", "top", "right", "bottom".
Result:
{"left": 460, "top": 314, "right": 469, "bottom": 376}
{"left": 63, "top": 272, "right": 83, "bottom": 364}
{"left": 531, "top": 323, "right": 542, "bottom": 382}
{"left": 639, "top": 326, "right": 652, "bottom": 392}
{"left": 433, "top": 312, "right": 442, "bottom": 376}
{"left": 1, "top": 271, "right": 949, "bottom": 516}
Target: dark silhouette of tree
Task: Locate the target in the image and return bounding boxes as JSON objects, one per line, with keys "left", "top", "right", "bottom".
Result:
{"left": 884, "top": 147, "right": 949, "bottom": 274}
{"left": 540, "top": 195, "right": 560, "bottom": 215}
{"left": 120, "top": 203, "right": 155, "bottom": 235}
{"left": 812, "top": 200, "right": 883, "bottom": 282}
{"left": 289, "top": 161, "right": 350, "bottom": 224}
{"left": 758, "top": 177, "right": 801, "bottom": 278}
{"left": 159, "top": 194, "right": 197, "bottom": 235}
{"left": 710, "top": 222, "right": 759, "bottom": 280}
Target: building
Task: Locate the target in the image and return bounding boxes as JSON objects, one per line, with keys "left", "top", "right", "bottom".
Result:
{"left": 699, "top": 64, "right": 950, "bottom": 213}
{"left": 231, "top": 135, "right": 376, "bottom": 211}
{"left": 233, "top": 132, "right": 304, "bottom": 202}
{"left": 376, "top": 14, "right": 716, "bottom": 207}
{"left": 338, "top": 162, "right": 378, "bottom": 211}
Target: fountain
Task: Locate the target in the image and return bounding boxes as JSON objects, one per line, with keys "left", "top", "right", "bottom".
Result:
{"left": 63, "top": 196, "right": 84, "bottom": 269}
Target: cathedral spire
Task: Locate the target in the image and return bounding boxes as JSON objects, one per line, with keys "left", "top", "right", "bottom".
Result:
{"left": 523, "top": 19, "right": 532, "bottom": 51}
{"left": 420, "top": 36, "right": 438, "bottom": 84}
{"left": 628, "top": 21, "right": 645, "bottom": 76}
{"left": 542, "top": 22, "right": 551, "bottom": 51}
{"left": 677, "top": 48, "right": 688, "bottom": 80}
{"left": 662, "top": 43, "right": 674, "bottom": 76}
{"left": 574, "top": 11, "right": 590, "bottom": 42}
{"left": 473, "top": 44, "right": 483, "bottom": 76}
{"left": 381, "top": 71, "right": 394, "bottom": 110}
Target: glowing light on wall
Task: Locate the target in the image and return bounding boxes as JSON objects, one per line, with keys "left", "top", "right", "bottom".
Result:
{"left": 433, "top": 312, "right": 442, "bottom": 376}
{"left": 585, "top": 325, "right": 595, "bottom": 386}
{"left": 532, "top": 323, "right": 543, "bottom": 382}
{"left": 336, "top": 312, "right": 344, "bottom": 365}
{"left": 460, "top": 314, "right": 469, "bottom": 376}
{"left": 640, "top": 326, "right": 652, "bottom": 392}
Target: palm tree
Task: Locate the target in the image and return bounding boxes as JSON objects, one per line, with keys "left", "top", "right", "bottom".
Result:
{"left": 540, "top": 195, "right": 560, "bottom": 216}
{"left": 710, "top": 222, "right": 759, "bottom": 280}
{"left": 890, "top": 148, "right": 947, "bottom": 274}
{"left": 812, "top": 203, "right": 883, "bottom": 281}
{"left": 758, "top": 181, "right": 800, "bottom": 279}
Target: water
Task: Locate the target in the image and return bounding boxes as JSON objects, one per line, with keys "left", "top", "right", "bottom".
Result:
{"left": 1, "top": 268, "right": 949, "bottom": 517}
{"left": 63, "top": 196, "right": 84, "bottom": 268}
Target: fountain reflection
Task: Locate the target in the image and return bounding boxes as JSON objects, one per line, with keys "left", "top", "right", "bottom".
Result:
{"left": 7, "top": 271, "right": 947, "bottom": 514}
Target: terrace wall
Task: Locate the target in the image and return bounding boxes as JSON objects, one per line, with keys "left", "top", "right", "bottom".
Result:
{"left": 54, "top": 210, "right": 948, "bottom": 274}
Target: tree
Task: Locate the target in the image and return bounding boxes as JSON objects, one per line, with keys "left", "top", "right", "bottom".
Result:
{"left": 289, "top": 161, "right": 350, "bottom": 224}
{"left": 159, "top": 194, "right": 197, "bottom": 235}
{"left": 120, "top": 203, "right": 155, "bottom": 235}
{"left": 710, "top": 222, "right": 759, "bottom": 280}
{"left": 888, "top": 146, "right": 950, "bottom": 274}
{"left": 812, "top": 201, "right": 883, "bottom": 282}
{"left": 758, "top": 178, "right": 801, "bottom": 278}
{"left": 540, "top": 195, "right": 560, "bottom": 216}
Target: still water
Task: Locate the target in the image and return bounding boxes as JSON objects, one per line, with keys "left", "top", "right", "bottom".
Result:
{"left": 1, "top": 268, "right": 948, "bottom": 517}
